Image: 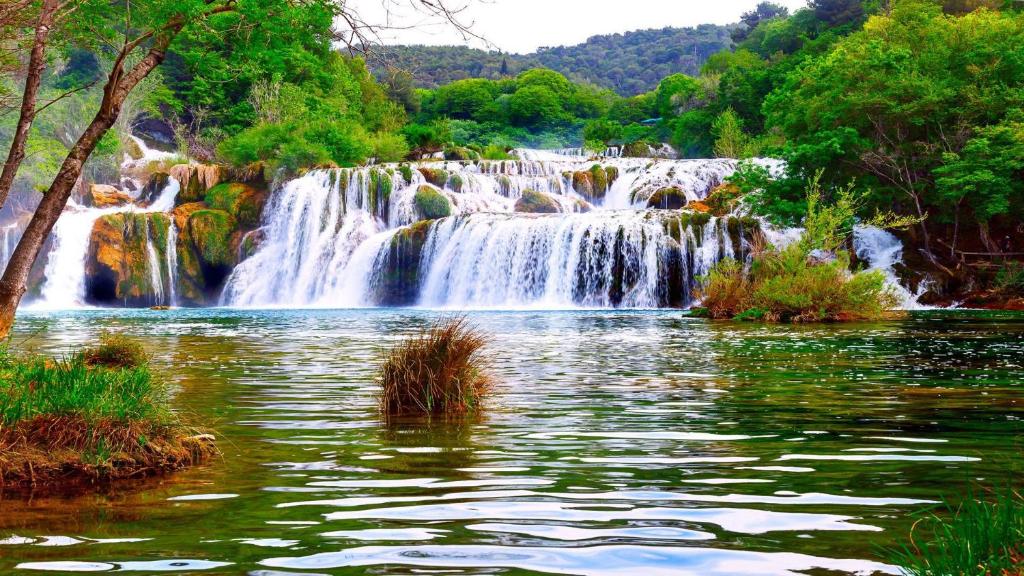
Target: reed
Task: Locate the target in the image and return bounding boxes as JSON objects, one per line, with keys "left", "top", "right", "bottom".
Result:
{"left": 885, "top": 488, "right": 1024, "bottom": 576}
{"left": 377, "top": 317, "right": 492, "bottom": 418}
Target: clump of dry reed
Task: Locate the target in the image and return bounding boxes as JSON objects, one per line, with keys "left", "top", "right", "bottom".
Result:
{"left": 377, "top": 317, "right": 492, "bottom": 418}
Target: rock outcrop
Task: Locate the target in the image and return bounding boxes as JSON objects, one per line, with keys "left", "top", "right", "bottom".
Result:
{"left": 87, "top": 185, "right": 131, "bottom": 208}
{"left": 515, "top": 189, "right": 561, "bottom": 214}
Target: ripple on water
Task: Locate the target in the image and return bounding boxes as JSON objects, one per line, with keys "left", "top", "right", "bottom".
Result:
{"left": 260, "top": 544, "right": 899, "bottom": 575}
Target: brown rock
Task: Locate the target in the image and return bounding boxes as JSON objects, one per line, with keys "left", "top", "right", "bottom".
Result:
{"left": 88, "top": 185, "right": 131, "bottom": 208}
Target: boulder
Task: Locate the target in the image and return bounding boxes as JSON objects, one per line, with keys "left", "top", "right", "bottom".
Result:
{"left": 514, "top": 189, "right": 560, "bottom": 214}
{"left": 414, "top": 185, "right": 452, "bottom": 221}
{"left": 139, "top": 173, "right": 171, "bottom": 205}
{"left": 170, "top": 164, "right": 222, "bottom": 205}
{"left": 87, "top": 184, "right": 131, "bottom": 208}
{"left": 647, "top": 186, "right": 688, "bottom": 209}
{"left": 84, "top": 212, "right": 172, "bottom": 306}
{"left": 377, "top": 220, "right": 433, "bottom": 305}
{"left": 417, "top": 167, "right": 449, "bottom": 188}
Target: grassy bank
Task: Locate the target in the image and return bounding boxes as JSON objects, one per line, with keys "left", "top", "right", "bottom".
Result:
{"left": 0, "top": 334, "right": 217, "bottom": 493}
{"left": 887, "top": 488, "right": 1024, "bottom": 576}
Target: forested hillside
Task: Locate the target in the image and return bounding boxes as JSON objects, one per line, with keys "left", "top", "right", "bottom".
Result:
{"left": 376, "top": 25, "right": 734, "bottom": 96}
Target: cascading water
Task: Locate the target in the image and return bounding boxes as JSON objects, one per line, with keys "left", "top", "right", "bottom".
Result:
{"left": 221, "top": 153, "right": 764, "bottom": 309}
{"left": 165, "top": 222, "right": 179, "bottom": 307}
{"left": 853, "top": 225, "right": 926, "bottom": 309}
{"left": 143, "top": 218, "right": 166, "bottom": 306}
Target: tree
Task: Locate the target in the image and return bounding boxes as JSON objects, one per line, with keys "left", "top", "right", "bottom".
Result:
{"left": 764, "top": 0, "right": 1024, "bottom": 260}
{"left": 655, "top": 73, "right": 702, "bottom": 118}
{"left": 0, "top": 0, "right": 480, "bottom": 337}
{"left": 507, "top": 85, "right": 565, "bottom": 127}
{"left": 712, "top": 109, "right": 752, "bottom": 158}
{"left": 732, "top": 1, "right": 790, "bottom": 43}
{"left": 0, "top": 0, "right": 60, "bottom": 212}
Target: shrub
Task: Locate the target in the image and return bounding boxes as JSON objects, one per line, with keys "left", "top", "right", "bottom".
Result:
{"left": 82, "top": 331, "right": 149, "bottom": 369}
{"left": 994, "top": 261, "right": 1024, "bottom": 294}
{"left": 377, "top": 317, "right": 492, "bottom": 418}
{"left": 885, "top": 488, "right": 1024, "bottom": 576}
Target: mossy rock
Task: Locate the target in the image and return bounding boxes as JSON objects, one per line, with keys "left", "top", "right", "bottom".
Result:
{"left": 204, "top": 182, "right": 268, "bottom": 229}
{"left": 84, "top": 213, "right": 173, "bottom": 306}
{"left": 186, "top": 209, "right": 236, "bottom": 269}
{"left": 398, "top": 164, "right": 414, "bottom": 183}
{"left": 515, "top": 189, "right": 560, "bottom": 214}
{"left": 418, "top": 167, "right": 449, "bottom": 188}
{"left": 647, "top": 186, "right": 688, "bottom": 209}
{"left": 704, "top": 183, "right": 742, "bottom": 216}
{"left": 572, "top": 171, "right": 594, "bottom": 198}
{"left": 414, "top": 185, "right": 452, "bottom": 221}
{"left": 622, "top": 142, "right": 652, "bottom": 158}
{"left": 590, "top": 165, "right": 608, "bottom": 198}
{"left": 367, "top": 168, "right": 394, "bottom": 220}
{"left": 378, "top": 220, "right": 434, "bottom": 305}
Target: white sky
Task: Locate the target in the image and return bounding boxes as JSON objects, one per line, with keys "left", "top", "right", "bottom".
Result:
{"left": 347, "top": 0, "right": 809, "bottom": 54}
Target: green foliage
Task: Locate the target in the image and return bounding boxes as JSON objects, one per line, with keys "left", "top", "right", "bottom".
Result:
{"left": 994, "top": 261, "right": 1024, "bottom": 293}
{"left": 712, "top": 109, "right": 757, "bottom": 158}
{"left": 884, "top": 488, "right": 1024, "bottom": 576}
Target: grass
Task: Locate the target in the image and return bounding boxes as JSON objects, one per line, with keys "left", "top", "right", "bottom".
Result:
{"left": 378, "top": 317, "right": 492, "bottom": 418}
{"left": 0, "top": 338, "right": 216, "bottom": 492}
{"left": 886, "top": 488, "right": 1024, "bottom": 576}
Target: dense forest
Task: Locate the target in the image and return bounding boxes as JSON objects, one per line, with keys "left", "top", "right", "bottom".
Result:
{"left": 376, "top": 25, "right": 734, "bottom": 96}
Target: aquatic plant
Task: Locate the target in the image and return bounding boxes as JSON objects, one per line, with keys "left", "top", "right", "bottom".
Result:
{"left": 377, "top": 317, "right": 492, "bottom": 418}
{"left": 886, "top": 488, "right": 1024, "bottom": 576}
{"left": 0, "top": 342, "right": 216, "bottom": 491}
{"left": 83, "top": 331, "right": 149, "bottom": 369}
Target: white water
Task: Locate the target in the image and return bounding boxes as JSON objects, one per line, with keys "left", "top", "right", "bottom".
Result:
{"left": 34, "top": 202, "right": 122, "bottom": 309}
{"left": 144, "top": 218, "right": 166, "bottom": 306}
{"left": 853, "top": 225, "right": 926, "bottom": 309}
{"left": 165, "top": 221, "right": 179, "bottom": 307}
{"left": 1, "top": 223, "right": 19, "bottom": 269}
{"left": 221, "top": 154, "right": 767, "bottom": 309}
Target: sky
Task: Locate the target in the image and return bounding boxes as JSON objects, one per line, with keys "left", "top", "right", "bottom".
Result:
{"left": 347, "top": 0, "right": 810, "bottom": 54}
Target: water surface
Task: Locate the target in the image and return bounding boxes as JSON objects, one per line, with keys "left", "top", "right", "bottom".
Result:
{"left": 1, "top": 309, "right": 1022, "bottom": 575}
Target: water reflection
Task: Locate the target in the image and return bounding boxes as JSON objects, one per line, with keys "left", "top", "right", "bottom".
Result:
{"left": 1, "top": 309, "right": 1022, "bottom": 575}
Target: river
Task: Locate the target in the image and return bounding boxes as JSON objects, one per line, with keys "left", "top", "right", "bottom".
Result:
{"left": 2, "top": 308, "right": 1022, "bottom": 575}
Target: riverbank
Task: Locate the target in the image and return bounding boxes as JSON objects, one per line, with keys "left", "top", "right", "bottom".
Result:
{"left": 0, "top": 337, "right": 217, "bottom": 494}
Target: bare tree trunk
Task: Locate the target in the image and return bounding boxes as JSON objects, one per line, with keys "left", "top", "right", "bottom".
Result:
{"left": 0, "top": 0, "right": 58, "bottom": 211}
{"left": 0, "top": 35, "right": 174, "bottom": 338}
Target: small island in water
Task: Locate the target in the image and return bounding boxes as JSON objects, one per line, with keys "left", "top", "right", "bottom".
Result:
{"left": 0, "top": 0, "right": 1021, "bottom": 574}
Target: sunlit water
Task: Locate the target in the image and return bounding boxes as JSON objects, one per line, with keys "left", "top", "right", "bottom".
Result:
{"left": 1, "top": 309, "right": 1022, "bottom": 575}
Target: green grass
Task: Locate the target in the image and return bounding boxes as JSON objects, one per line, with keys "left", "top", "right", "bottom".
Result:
{"left": 0, "top": 341, "right": 168, "bottom": 426}
{"left": 885, "top": 488, "right": 1024, "bottom": 576}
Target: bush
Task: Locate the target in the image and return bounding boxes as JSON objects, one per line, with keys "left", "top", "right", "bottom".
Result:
{"left": 696, "top": 175, "right": 910, "bottom": 322}
{"left": 82, "top": 331, "right": 149, "bottom": 369}
{"left": 370, "top": 132, "right": 411, "bottom": 163}
{"left": 994, "top": 261, "right": 1024, "bottom": 294}
{"left": 377, "top": 317, "right": 492, "bottom": 418}
{"left": 885, "top": 488, "right": 1024, "bottom": 576}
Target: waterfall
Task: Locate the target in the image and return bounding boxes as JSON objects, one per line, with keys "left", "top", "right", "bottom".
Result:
{"left": 853, "top": 225, "right": 925, "bottom": 309}
{"left": 1, "top": 224, "right": 19, "bottom": 269}
{"left": 166, "top": 221, "right": 179, "bottom": 307}
{"left": 417, "top": 212, "right": 668, "bottom": 308}
{"left": 35, "top": 203, "right": 119, "bottom": 309}
{"left": 144, "top": 218, "right": 166, "bottom": 306}
{"left": 219, "top": 154, "right": 776, "bottom": 309}
{"left": 147, "top": 178, "right": 181, "bottom": 212}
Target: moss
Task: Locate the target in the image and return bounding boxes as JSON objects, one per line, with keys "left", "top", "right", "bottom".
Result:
{"left": 203, "top": 182, "right": 267, "bottom": 228}
{"left": 647, "top": 186, "right": 688, "bottom": 209}
{"left": 414, "top": 185, "right": 452, "bottom": 220}
{"left": 449, "top": 173, "right": 464, "bottom": 193}
{"left": 705, "top": 182, "right": 742, "bottom": 216}
{"left": 379, "top": 220, "right": 434, "bottom": 305}
{"left": 605, "top": 166, "right": 619, "bottom": 187}
{"left": 367, "top": 168, "right": 394, "bottom": 218}
{"left": 443, "top": 146, "right": 480, "bottom": 161}
{"left": 622, "top": 142, "right": 650, "bottom": 158}
{"left": 514, "top": 189, "right": 560, "bottom": 214}
{"left": 590, "top": 164, "right": 608, "bottom": 198}
{"left": 398, "top": 164, "right": 414, "bottom": 183}
{"left": 85, "top": 213, "right": 174, "bottom": 306}
{"left": 418, "top": 167, "right": 449, "bottom": 188}
{"left": 187, "top": 209, "right": 236, "bottom": 268}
